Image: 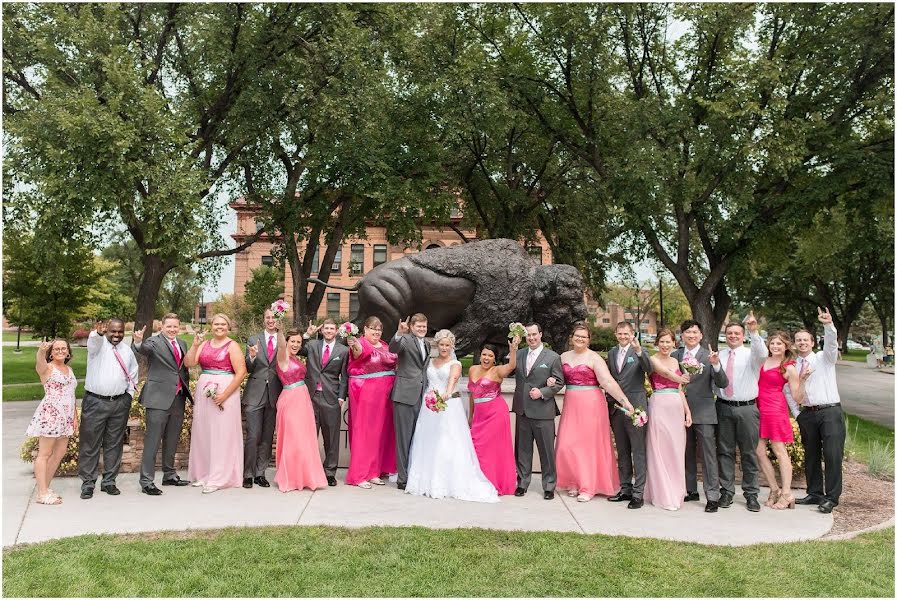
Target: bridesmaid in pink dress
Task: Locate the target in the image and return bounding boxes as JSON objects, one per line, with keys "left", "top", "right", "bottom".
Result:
{"left": 644, "top": 328, "right": 693, "bottom": 511}
{"left": 467, "top": 336, "right": 520, "bottom": 495}
{"left": 553, "top": 324, "right": 635, "bottom": 502}
{"left": 756, "top": 331, "right": 806, "bottom": 510}
{"left": 345, "top": 316, "right": 398, "bottom": 489}
{"left": 185, "top": 314, "right": 247, "bottom": 494}
{"left": 272, "top": 328, "right": 328, "bottom": 492}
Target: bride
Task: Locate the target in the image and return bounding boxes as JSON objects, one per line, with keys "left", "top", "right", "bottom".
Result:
{"left": 405, "top": 329, "right": 499, "bottom": 503}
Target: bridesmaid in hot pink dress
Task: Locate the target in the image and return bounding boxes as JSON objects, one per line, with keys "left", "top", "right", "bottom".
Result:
{"left": 554, "top": 324, "right": 635, "bottom": 502}
{"left": 273, "top": 328, "right": 327, "bottom": 492}
{"left": 644, "top": 328, "right": 692, "bottom": 511}
{"left": 756, "top": 331, "right": 806, "bottom": 510}
{"left": 345, "top": 316, "right": 398, "bottom": 488}
{"left": 467, "top": 336, "right": 520, "bottom": 495}
{"left": 185, "top": 314, "right": 247, "bottom": 493}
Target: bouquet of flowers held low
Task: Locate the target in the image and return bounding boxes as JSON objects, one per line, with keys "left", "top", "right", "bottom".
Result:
{"left": 338, "top": 322, "right": 359, "bottom": 339}
{"left": 679, "top": 355, "right": 704, "bottom": 376}
{"left": 508, "top": 322, "right": 527, "bottom": 340}
{"left": 615, "top": 404, "right": 648, "bottom": 427}
{"left": 424, "top": 389, "right": 448, "bottom": 413}
{"left": 270, "top": 299, "right": 289, "bottom": 320}
{"left": 204, "top": 383, "right": 224, "bottom": 411}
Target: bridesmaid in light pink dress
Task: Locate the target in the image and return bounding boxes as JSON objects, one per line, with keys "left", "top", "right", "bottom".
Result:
{"left": 644, "top": 328, "right": 693, "bottom": 511}
{"left": 185, "top": 314, "right": 247, "bottom": 493}
{"left": 554, "top": 324, "right": 635, "bottom": 502}
{"left": 273, "top": 328, "right": 327, "bottom": 492}
{"left": 345, "top": 316, "right": 398, "bottom": 488}
{"left": 467, "top": 336, "right": 520, "bottom": 495}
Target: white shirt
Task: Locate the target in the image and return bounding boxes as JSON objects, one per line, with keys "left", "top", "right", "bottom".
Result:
{"left": 85, "top": 331, "right": 138, "bottom": 396}
{"left": 714, "top": 330, "right": 768, "bottom": 401}
{"left": 526, "top": 344, "right": 544, "bottom": 374}
{"left": 784, "top": 324, "right": 840, "bottom": 415}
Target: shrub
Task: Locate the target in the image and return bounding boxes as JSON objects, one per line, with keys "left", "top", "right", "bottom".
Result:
{"left": 865, "top": 441, "right": 895, "bottom": 479}
{"left": 764, "top": 418, "right": 805, "bottom": 474}
{"left": 588, "top": 325, "right": 617, "bottom": 352}
{"left": 20, "top": 408, "right": 82, "bottom": 476}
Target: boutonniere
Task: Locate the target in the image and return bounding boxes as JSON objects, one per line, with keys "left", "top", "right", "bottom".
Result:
{"left": 626, "top": 356, "right": 635, "bottom": 364}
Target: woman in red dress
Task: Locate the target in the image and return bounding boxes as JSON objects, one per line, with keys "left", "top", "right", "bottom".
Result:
{"left": 756, "top": 331, "right": 807, "bottom": 509}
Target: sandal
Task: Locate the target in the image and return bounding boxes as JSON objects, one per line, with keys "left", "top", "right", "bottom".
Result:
{"left": 369, "top": 477, "right": 386, "bottom": 486}
{"left": 357, "top": 481, "right": 373, "bottom": 489}
{"left": 765, "top": 489, "right": 780, "bottom": 508}
{"left": 567, "top": 489, "right": 579, "bottom": 497}
{"left": 36, "top": 492, "right": 62, "bottom": 505}
{"left": 773, "top": 492, "right": 795, "bottom": 510}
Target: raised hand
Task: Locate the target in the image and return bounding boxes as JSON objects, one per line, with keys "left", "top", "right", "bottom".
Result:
{"left": 708, "top": 350, "right": 720, "bottom": 366}
{"left": 631, "top": 335, "right": 641, "bottom": 352}
{"left": 248, "top": 343, "right": 258, "bottom": 360}
{"left": 133, "top": 325, "right": 147, "bottom": 344}
{"left": 509, "top": 335, "right": 521, "bottom": 349}
{"left": 800, "top": 366, "right": 814, "bottom": 382}
{"left": 818, "top": 306, "right": 833, "bottom": 325}
{"left": 95, "top": 320, "right": 107, "bottom": 336}
{"left": 744, "top": 310, "right": 759, "bottom": 333}
{"left": 192, "top": 332, "right": 204, "bottom": 347}
{"left": 305, "top": 323, "right": 321, "bottom": 337}
{"left": 397, "top": 316, "right": 411, "bottom": 335}
{"left": 38, "top": 340, "right": 51, "bottom": 354}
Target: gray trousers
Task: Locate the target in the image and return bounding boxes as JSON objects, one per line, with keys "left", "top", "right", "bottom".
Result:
{"left": 78, "top": 391, "right": 132, "bottom": 491}
{"left": 717, "top": 402, "right": 760, "bottom": 498}
{"left": 139, "top": 394, "right": 186, "bottom": 487}
{"left": 243, "top": 396, "right": 277, "bottom": 479}
{"left": 393, "top": 400, "right": 421, "bottom": 485}
{"left": 797, "top": 405, "right": 845, "bottom": 505}
{"left": 515, "top": 414, "right": 556, "bottom": 492}
{"left": 609, "top": 404, "right": 647, "bottom": 498}
{"left": 312, "top": 390, "right": 341, "bottom": 477}
{"left": 685, "top": 423, "right": 720, "bottom": 501}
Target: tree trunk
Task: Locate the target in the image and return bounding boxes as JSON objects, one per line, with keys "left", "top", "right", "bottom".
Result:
{"left": 134, "top": 254, "right": 170, "bottom": 333}
{"left": 284, "top": 238, "right": 308, "bottom": 328}
{"left": 687, "top": 289, "right": 731, "bottom": 351}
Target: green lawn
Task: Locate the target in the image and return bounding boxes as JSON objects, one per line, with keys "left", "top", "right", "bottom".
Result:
{"left": 2, "top": 347, "right": 88, "bottom": 386}
{"left": 2, "top": 525, "right": 892, "bottom": 597}
{"left": 841, "top": 349, "right": 873, "bottom": 363}
{"left": 845, "top": 413, "right": 895, "bottom": 463}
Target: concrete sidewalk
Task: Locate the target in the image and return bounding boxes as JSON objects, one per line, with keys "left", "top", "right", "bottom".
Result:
{"left": 4, "top": 402, "right": 832, "bottom": 548}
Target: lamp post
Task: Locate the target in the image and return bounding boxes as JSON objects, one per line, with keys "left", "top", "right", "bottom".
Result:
{"left": 658, "top": 274, "right": 665, "bottom": 331}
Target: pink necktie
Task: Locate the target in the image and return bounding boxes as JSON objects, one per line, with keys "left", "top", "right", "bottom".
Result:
{"left": 318, "top": 344, "right": 330, "bottom": 391}
{"left": 617, "top": 347, "right": 626, "bottom": 372}
{"left": 724, "top": 350, "right": 735, "bottom": 398}
{"left": 171, "top": 340, "right": 182, "bottom": 393}
{"left": 526, "top": 351, "right": 537, "bottom": 376}
{"left": 267, "top": 336, "right": 274, "bottom": 361}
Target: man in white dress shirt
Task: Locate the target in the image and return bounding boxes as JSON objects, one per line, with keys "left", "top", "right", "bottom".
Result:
{"left": 792, "top": 307, "right": 845, "bottom": 514}
{"left": 714, "top": 311, "right": 768, "bottom": 512}
{"left": 78, "top": 318, "right": 138, "bottom": 499}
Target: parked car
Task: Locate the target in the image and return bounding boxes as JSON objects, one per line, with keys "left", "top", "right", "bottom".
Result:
{"left": 846, "top": 340, "right": 869, "bottom": 351}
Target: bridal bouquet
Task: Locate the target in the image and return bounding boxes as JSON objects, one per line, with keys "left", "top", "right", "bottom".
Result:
{"left": 508, "top": 322, "right": 526, "bottom": 339}
{"left": 615, "top": 404, "right": 648, "bottom": 427}
{"left": 338, "top": 322, "right": 359, "bottom": 339}
{"left": 679, "top": 355, "right": 704, "bottom": 376}
{"left": 270, "top": 299, "right": 289, "bottom": 320}
{"left": 204, "top": 383, "right": 224, "bottom": 411}
{"left": 424, "top": 390, "right": 448, "bottom": 413}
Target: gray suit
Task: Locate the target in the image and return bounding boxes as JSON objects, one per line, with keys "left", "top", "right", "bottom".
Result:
{"left": 512, "top": 346, "right": 564, "bottom": 492}
{"left": 243, "top": 332, "right": 283, "bottom": 479}
{"left": 674, "top": 346, "right": 728, "bottom": 502}
{"left": 606, "top": 345, "right": 652, "bottom": 499}
{"left": 133, "top": 334, "right": 192, "bottom": 487}
{"left": 389, "top": 334, "right": 430, "bottom": 486}
{"left": 299, "top": 338, "right": 349, "bottom": 477}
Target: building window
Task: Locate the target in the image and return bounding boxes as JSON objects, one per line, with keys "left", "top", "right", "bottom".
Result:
{"left": 349, "top": 293, "right": 359, "bottom": 319}
{"left": 425, "top": 243, "right": 441, "bottom": 250}
{"left": 350, "top": 244, "right": 364, "bottom": 276}
{"left": 602, "top": 318, "right": 610, "bottom": 324}
{"left": 526, "top": 245, "right": 542, "bottom": 264}
{"left": 254, "top": 218, "right": 265, "bottom": 233}
{"left": 309, "top": 247, "right": 319, "bottom": 274}
{"left": 330, "top": 248, "right": 342, "bottom": 273}
{"left": 198, "top": 305, "right": 207, "bottom": 325}
{"left": 373, "top": 244, "right": 387, "bottom": 267}
{"left": 641, "top": 319, "right": 650, "bottom": 325}
{"left": 327, "top": 293, "right": 341, "bottom": 317}
{"left": 261, "top": 255, "right": 274, "bottom": 267}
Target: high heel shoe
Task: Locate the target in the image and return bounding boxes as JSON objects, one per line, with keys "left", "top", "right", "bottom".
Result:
{"left": 773, "top": 492, "right": 795, "bottom": 509}
{"left": 764, "top": 489, "right": 780, "bottom": 507}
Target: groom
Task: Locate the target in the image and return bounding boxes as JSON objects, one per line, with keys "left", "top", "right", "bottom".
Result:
{"left": 390, "top": 313, "right": 430, "bottom": 490}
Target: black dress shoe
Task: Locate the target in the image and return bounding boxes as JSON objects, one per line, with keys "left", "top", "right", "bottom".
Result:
{"left": 80, "top": 488, "right": 94, "bottom": 499}
{"left": 544, "top": 491, "right": 555, "bottom": 500}
{"left": 746, "top": 496, "right": 761, "bottom": 512}
{"left": 243, "top": 478, "right": 253, "bottom": 489}
{"left": 608, "top": 491, "right": 633, "bottom": 502}
{"left": 704, "top": 500, "right": 719, "bottom": 513}
{"left": 684, "top": 492, "right": 700, "bottom": 502}
{"left": 162, "top": 477, "right": 189, "bottom": 487}
{"left": 796, "top": 495, "right": 821, "bottom": 506}
{"left": 254, "top": 476, "right": 270, "bottom": 488}
{"left": 327, "top": 476, "right": 337, "bottom": 487}
{"left": 514, "top": 487, "right": 526, "bottom": 497}
{"left": 719, "top": 493, "right": 733, "bottom": 508}
{"left": 818, "top": 500, "right": 836, "bottom": 514}
{"left": 627, "top": 498, "right": 644, "bottom": 509}
{"left": 397, "top": 483, "right": 406, "bottom": 490}
{"left": 141, "top": 484, "right": 163, "bottom": 496}
{"left": 100, "top": 484, "right": 121, "bottom": 496}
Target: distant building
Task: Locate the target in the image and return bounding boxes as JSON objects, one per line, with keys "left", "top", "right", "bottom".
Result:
{"left": 585, "top": 292, "right": 659, "bottom": 337}
{"left": 228, "top": 198, "right": 553, "bottom": 321}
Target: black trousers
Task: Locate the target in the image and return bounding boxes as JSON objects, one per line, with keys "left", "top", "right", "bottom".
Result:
{"left": 797, "top": 405, "right": 846, "bottom": 505}
{"left": 78, "top": 391, "right": 132, "bottom": 491}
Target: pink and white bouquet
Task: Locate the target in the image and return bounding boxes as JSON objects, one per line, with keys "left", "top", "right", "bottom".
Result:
{"left": 615, "top": 404, "right": 648, "bottom": 427}
{"left": 679, "top": 355, "right": 704, "bottom": 376}
{"left": 508, "top": 322, "right": 527, "bottom": 340}
{"left": 204, "top": 383, "right": 224, "bottom": 411}
{"left": 338, "top": 322, "right": 359, "bottom": 339}
{"left": 424, "top": 390, "right": 448, "bottom": 413}
{"left": 270, "top": 299, "right": 289, "bottom": 320}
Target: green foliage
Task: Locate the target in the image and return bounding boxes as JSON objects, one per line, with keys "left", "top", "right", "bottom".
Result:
{"left": 764, "top": 419, "right": 805, "bottom": 474}
{"left": 210, "top": 294, "right": 255, "bottom": 345}
{"left": 156, "top": 265, "right": 204, "bottom": 323}
{"left": 242, "top": 266, "right": 284, "bottom": 320}
{"left": 587, "top": 325, "right": 618, "bottom": 352}
{"left": 19, "top": 408, "right": 82, "bottom": 475}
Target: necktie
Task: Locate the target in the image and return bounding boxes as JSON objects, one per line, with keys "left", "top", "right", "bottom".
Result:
{"left": 798, "top": 357, "right": 808, "bottom": 376}
{"left": 724, "top": 349, "right": 735, "bottom": 398}
{"left": 526, "top": 350, "right": 537, "bottom": 376}
{"left": 111, "top": 345, "right": 134, "bottom": 389}
{"left": 419, "top": 338, "right": 427, "bottom": 362}
{"left": 171, "top": 339, "right": 182, "bottom": 393}
{"left": 267, "top": 335, "right": 275, "bottom": 361}
{"left": 322, "top": 343, "right": 331, "bottom": 366}
{"left": 617, "top": 347, "right": 626, "bottom": 372}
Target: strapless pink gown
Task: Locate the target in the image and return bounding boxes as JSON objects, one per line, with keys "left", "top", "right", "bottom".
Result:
{"left": 188, "top": 340, "right": 243, "bottom": 489}
{"left": 345, "top": 337, "right": 397, "bottom": 485}
{"left": 556, "top": 363, "right": 619, "bottom": 497}
{"left": 274, "top": 357, "right": 327, "bottom": 492}
{"left": 758, "top": 363, "right": 794, "bottom": 442}
{"left": 468, "top": 377, "right": 517, "bottom": 495}
{"left": 644, "top": 372, "right": 687, "bottom": 510}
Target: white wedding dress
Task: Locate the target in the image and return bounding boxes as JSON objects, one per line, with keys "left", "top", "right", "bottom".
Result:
{"left": 405, "top": 360, "right": 499, "bottom": 503}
